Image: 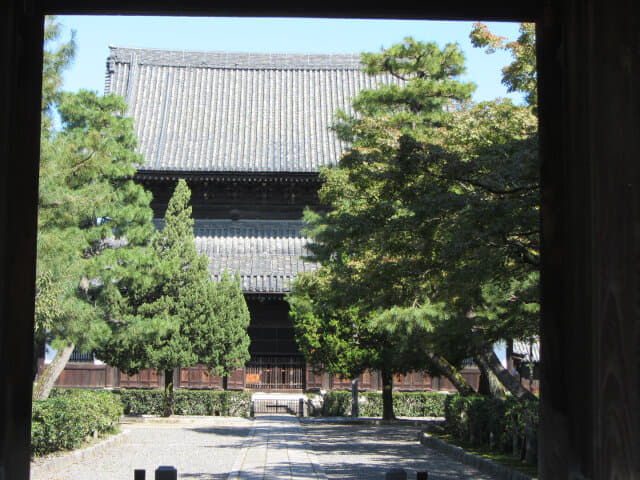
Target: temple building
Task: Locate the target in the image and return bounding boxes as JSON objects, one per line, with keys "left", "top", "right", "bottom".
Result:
{"left": 43, "top": 46, "right": 479, "bottom": 392}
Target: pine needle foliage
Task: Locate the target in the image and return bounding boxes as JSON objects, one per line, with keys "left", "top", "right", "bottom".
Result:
{"left": 289, "top": 39, "right": 477, "bottom": 420}
{"left": 290, "top": 30, "right": 541, "bottom": 411}
{"left": 36, "top": 18, "right": 154, "bottom": 356}
{"left": 96, "top": 180, "right": 250, "bottom": 415}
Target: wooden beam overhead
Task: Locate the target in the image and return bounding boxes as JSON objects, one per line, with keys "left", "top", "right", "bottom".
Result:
{"left": 36, "top": 0, "right": 539, "bottom": 22}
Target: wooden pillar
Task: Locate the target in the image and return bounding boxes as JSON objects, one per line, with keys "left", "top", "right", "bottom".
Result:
{"left": 106, "top": 365, "right": 119, "bottom": 388}
{"left": 322, "top": 372, "right": 330, "bottom": 391}
{"left": 0, "top": 6, "right": 43, "bottom": 480}
{"left": 432, "top": 376, "right": 440, "bottom": 392}
{"left": 538, "top": 0, "right": 640, "bottom": 477}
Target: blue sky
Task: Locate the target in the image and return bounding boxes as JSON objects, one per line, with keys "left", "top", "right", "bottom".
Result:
{"left": 56, "top": 16, "right": 524, "bottom": 104}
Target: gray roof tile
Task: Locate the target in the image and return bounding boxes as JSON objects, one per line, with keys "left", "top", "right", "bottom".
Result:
{"left": 154, "top": 219, "right": 316, "bottom": 293}
{"left": 106, "top": 46, "right": 399, "bottom": 173}
{"left": 513, "top": 340, "right": 540, "bottom": 363}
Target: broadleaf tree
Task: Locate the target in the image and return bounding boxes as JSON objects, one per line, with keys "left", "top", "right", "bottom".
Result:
{"left": 96, "top": 179, "right": 251, "bottom": 415}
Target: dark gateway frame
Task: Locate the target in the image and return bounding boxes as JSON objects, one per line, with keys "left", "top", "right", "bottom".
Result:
{"left": 2, "top": 2, "right": 639, "bottom": 479}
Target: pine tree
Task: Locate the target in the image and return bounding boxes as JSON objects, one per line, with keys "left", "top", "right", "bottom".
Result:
{"left": 97, "top": 180, "right": 250, "bottom": 415}
{"left": 34, "top": 18, "right": 155, "bottom": 399}
{"left": 290, "top": 32, "right": 540, "bottom": 415}
{"left": 34, "top": 90, "right": 155, "bottom": 400}
{"left": 290, "top": 38, "right": 477, "bottom": 419}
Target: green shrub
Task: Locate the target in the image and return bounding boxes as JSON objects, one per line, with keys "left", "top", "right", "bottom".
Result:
{"left": 31, "top": 390, "right": 123, "bottom": 456}
{"left": 225, "top": 391, "right": 252, "bottom": 417}
{"left": 322, "top": 391, "right": 352, "bottom": 416}
{"left": 358, "top": 392, "right": 382, "bottom": 416}
{"left": 444, "top": 394, "right": 473, "bottom": 439}
{"left": 444, "top": 394, "right": 539, "bottom": 464}
{"left": 505, "top": 396, "right": 539, "bottom": 462}
{"left": 174, "top": 391, "right": 210, "bottom": 415}
{"left": 118, "top": 389, "right": 164, "bottom": 415}
{"left": 359, "top": 392, "right": 448, "bottom": 417}
{"left": 319, "top": 391, "right": 449, "bottom": 417}
{"left": 117, "top": 389, "right": 252, "bottom": 417}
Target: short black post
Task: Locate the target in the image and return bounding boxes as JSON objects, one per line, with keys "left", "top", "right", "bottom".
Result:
{"left": 134, "top": 469, "right": 145, "bottom": 480}
{"left": 299, "top": 398, "right": 304, "bottom": 416}
{"left": 416, "top": 472, "right": 428, "bottom": 480}
{"left": 155, "top": 466, "right": 177, "bottom": 480}
{"left": 386, "top": 468, "right": 407, "bottom": 480}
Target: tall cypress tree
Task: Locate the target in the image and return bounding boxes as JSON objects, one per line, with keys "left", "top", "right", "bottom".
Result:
{"left": 188, "top": 271, "right": 251, "bottom": 376}
{"left": 97, "top": 180, "right": 250, "bottom": 415}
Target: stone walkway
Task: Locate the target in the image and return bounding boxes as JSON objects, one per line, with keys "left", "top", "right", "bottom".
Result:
{"left": 31, "top": 415, "right": 498, "bottom": 480}
{"left": 301, "top": 419, "right": 497, "bottom": 480}
{"left": 229, "top": 415, "right": 326, "bottom": 480}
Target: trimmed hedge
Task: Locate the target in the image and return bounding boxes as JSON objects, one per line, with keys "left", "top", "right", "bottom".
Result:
{"left": 321, "top": 391, "right": 352, "bottom": 416}
{"left": 117, "top": 389, "right": 252, "bottom": 417}
{"left": 360, "top": 392, "right": 448, "bottom": 417}
{"left": 444, "top": 394, "right": 539, "bottom": 464}
{"left": 31, "top": 388, "right": 252, "bottom": 456}
{"left": 321, "top": 391, "right": 449, "bottom": 417}
{"left": 31, "top": 390, "right": 123, "bottom": 456}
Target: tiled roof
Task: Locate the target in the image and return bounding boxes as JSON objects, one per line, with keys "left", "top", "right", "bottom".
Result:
{"left": 106, "top": 46, "right": 399, "bottom": 173}
{"left": 155, "top": 219, "right": 317, "bottom": 293}
{"left": 513, "top": 340, "right": 540, "bottom": 363}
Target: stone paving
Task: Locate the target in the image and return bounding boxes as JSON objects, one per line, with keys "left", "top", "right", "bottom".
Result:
{"left": 31, "top": 415, "right": 498, "bottom": 480}
{"left": 301, "top": 418, "right": 497, "bottom": 480}
{"left": 229, "top": 415, "right": 326, "bottom": 480}
{"left": 31, "top": 417, "right": 254, "bottom": 480}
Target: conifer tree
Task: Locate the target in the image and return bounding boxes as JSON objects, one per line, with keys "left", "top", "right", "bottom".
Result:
{"left": 290, "top": 38, "right": 477, "bottom": 419}
{"left": 190, "top": 271, "right": 251, "bottom": 376}
{"left": 34, "top": 19, "right": 155, "bottom": 399}
{"left": 97, "top": 180, "right": 250, "bottom": 415}
{"left": 290, "top": 32, "right": 540, "bottom": 408}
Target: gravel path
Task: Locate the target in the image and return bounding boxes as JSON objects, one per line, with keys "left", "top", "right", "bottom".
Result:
{"left": 32, "top": 416, "right": 498, "bottom": 480}
{"left": 31, "top": 417, "right": 254, "bottom": 480}
{"left": 301, "top": 419, "right": 498, "bottom": 480}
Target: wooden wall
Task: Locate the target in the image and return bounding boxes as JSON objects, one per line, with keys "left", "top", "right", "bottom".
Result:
{"left": 246, "top": 298, "right": 299, "bottom": 356}
{"left": 41, "top": 362, "right": 481, "bottom": 394}
{"left": 304, "top": 366, "right": 481, "bottom": 393}
{"left": 40, "top": 363, "right": 225, "bottom": 390}
{"left": 139, "top": 175, "right": 322, "bottom": 221}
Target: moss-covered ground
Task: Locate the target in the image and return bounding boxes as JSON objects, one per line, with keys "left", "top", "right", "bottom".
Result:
{"left": 430, "top": 432, "right": 538, "bottom": 478}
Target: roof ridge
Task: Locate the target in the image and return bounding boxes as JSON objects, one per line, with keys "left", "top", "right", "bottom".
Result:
{"left": 108, "top": 45, "right": 364, "bottom": 70}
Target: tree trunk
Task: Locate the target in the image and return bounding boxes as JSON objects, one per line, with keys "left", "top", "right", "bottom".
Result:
{"left": 475, "top": 354, "right": 507, "bottom": 399}
{"left": 381, "top": 370, "right": 395, "bottom": 420}
{"left": 524, "top": 417, "right": 536, "bottom": 464}
{"left": 32, "top": 337, "right": 45, "bottom": 382}
{"left": 351, "top": 378, "right": 359, "bottom": 418}
{"left": 475, "top": 342, "right": 537, "bottom": 402}
{"left": 425, "top": 352, "right": 475, "bottom": 396}
{"left": 163, "top": 368, "right": 174, "bottom": 417}
{"left": 32, "top": 343, "right": 75, "bottom": 400}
